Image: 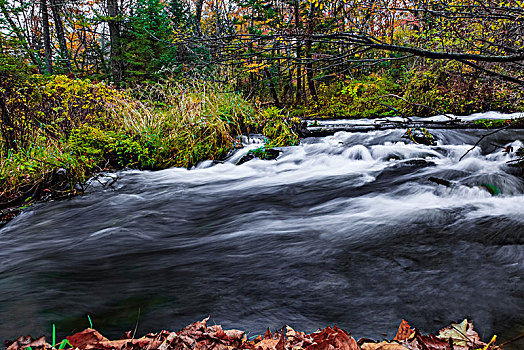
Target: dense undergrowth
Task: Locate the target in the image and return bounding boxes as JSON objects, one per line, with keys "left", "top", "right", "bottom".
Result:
{"left": 0, "top": 73, "right": 300, "bottom": 220}
{"left": 299, "top": 61, "right": 524, "bottom": 119}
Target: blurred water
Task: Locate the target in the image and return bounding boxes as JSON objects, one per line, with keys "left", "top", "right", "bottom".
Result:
{"left": 0, "top": 126, "right": 523, "bottom": 346}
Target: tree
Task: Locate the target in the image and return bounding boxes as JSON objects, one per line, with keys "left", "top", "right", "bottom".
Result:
{"left": 212, "top": 0, "right": 524, "bottom": 95}
{"left": 0, "top": 0, "right": 42, "bottom": 70}
{"left": 120, "top": 0, "right": 192, "bottom": 81}
{"left": 49, "top": 0, "right": 72, "bottom": 72}
{"left": 107, "top": 0, "right": 122, "bottom": 85}
{"left": 41, "top": 0, "right": 53, "bottom": 74}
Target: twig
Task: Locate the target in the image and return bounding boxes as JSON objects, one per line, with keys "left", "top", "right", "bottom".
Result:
{"left": 494, "top": 332, "right": 524, "bottom": 349}
{"left": 459, "top": 124, "right": 513, "bottom": 161}
{"left": 132, "top": 308, "right": 141, "bottom": 340}
{"left": 457, "top": 59, "right": 524, "bottom": 86}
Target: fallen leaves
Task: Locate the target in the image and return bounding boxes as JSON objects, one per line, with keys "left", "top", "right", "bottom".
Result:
{"left": 361, "top": 340, "right": 407, "bottom": 350}
{"left": 5, "top": 318, "right": 500, "bottom": 350}
{"left": 436, "top": 319, "right": 483, "bottom": 348}
{"left": 394, "top": 320, "right": 415, "bottom": 342}
{"left": 7, "top": 335, "right": 50, "bottom": 350}
{"left": 67, "top": 329, "right": 108, "bottom": 349}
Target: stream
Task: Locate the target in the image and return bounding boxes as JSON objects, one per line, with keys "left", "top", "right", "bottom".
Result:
{"left": 1, "top": 114, "right": 523, "bottom": 346}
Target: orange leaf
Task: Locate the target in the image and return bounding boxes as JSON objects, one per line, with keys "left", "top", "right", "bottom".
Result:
{"left": 394, "top": 320, "right": 415, "bottom": 341}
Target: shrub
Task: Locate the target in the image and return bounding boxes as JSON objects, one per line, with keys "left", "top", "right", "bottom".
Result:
{"left": 1, "top": 74, "right": 123, "bottom": 151}
{"left": 259, "top": 107, "right": 300, "bottom": 147}
{"left": 307, "top": 74, "right": 403, "bottom": 119}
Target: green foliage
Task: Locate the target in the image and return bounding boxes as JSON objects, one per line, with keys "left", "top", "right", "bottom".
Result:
{"left": 301, "top": 62, "right": 524, "bottom": 119}
{"left": 473, "top": 119, "right": 512, "bottom": 129}
{"left": 52, "top": 323, "right": 73, "bottom": 349}
{"left": 247, "top": 146, "right": 278, "bottom": 160}
{"left": 404, "top": 127, "right": 437, "bottom": 145}
{"left": 0, "top": 37, "right": 33, "bottom": 78}
{"left": 68, "top": 126, "right": 157, "bottom": 169}
{"left": 400, "top": 61, "right": 524, "bottom": 116}
{"left": 308, "top": 74, "right": 403, "bottom": 119}
{"left": 116, "top": 81, "right": 255, "bottom": 168}
{"left": 1, "top": 74, "right": 122, "bottom": 150}
{"left": 250, "top": 107, "right": 300, "bottom": 147}
{"left": 121, "top": 0, "right": 191, "bottom": 82}
{"left": 0, "top": 79, "right": 263, "bottom": 211}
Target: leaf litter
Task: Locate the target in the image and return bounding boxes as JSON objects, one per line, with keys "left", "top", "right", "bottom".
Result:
{"left": 5, "top": 317, "right": 505, "bottom": 350}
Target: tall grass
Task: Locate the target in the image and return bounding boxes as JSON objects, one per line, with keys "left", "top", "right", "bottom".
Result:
{"left": 0, "top": 78, "right": 260, "bottom": 215}
{"left": 110, "top": 81, "right": 255, "bottom": 168}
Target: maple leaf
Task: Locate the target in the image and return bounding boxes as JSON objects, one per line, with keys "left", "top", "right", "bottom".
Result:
{"left": 437, "top": 319, "right": 485, "bottom": 348}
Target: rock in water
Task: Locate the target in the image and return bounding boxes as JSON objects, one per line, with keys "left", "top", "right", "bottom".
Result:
{"left": 236, "top": 148, "right": 281, "bottom": 165}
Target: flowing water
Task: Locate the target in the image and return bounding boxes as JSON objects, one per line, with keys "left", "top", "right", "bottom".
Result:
{"left": 1, "top": 119, "right": 523, "bottom": 345}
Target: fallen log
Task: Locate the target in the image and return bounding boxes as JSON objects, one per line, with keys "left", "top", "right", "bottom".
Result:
{"left": 299, "top": 121, "right": 524, "bottom": 138}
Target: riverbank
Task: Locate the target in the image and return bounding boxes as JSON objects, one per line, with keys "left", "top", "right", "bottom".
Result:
{"left": 5, "top": 317, "right": 506, "bottom": 350}
{"left": 0, "top": 77, "right": 300, "bottom": 224}
{"left": 291, "top": 62, "right": 524, "bottom": 120}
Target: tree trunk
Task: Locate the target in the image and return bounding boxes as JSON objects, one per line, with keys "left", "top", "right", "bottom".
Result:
{"left": 305, "top": 2, "right": 317, "bottom": 101}
{"left": 41, "top": 0, "right": 53, "bottom": 74}
{"left": 195, "top": 0, "right": 204, "bottom": 36}
{"left": 305, "top": 41, "right": 317, "bottom": 101}
{"left": 0, "top": 92, "right": 17, "bottom": 153}
{"left": 264, "top": 67, "right": 281, "bottom": 107}
{"left": 294, "top": 0, "right": 302, "bottom": 104}
{"left": 107, "top": 0, "right": 122, "bottom": 86}
{"left": 49, "top": 0, "right": 72, "bottom": 72}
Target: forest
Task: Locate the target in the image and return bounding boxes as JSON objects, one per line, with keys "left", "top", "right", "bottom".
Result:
{"left": 0, "top": 0, "right": 524, "bottom": 349}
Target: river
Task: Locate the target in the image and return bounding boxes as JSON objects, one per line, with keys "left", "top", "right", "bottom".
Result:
{"left": 0, "top": 116, "right": 523, "bottom": 346}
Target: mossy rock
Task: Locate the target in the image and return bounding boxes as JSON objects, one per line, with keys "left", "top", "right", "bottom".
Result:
{"left": 236, "top": 147, "right": 281, "bottom": 165}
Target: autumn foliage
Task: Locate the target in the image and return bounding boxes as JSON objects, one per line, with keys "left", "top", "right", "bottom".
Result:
{"left": 6, "top": 318, "right": 498, "bottom": 350}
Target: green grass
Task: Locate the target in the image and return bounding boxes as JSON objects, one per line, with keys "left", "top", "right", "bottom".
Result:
{"left": 0, "top": 78, "right": 302, "bottom": 218}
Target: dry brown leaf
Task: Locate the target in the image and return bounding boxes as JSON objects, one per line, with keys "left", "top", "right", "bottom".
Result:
{"left": 158, "top": 332, "right": 177, "bottom": 350}
{"left": 394, "top": 320, "right": 415, "bottom": 341}
{"left": 437, "top": 319, "right": 484, "bottom": 348}
{"left": 402, "top": 330, "right": 453, "bottom": 350}
{"left": 255, "top": 338, "right": 280, "bottom": 350}
{"left": 85, "top": 337, "right": 163, "bottom": 350}
{"left": 67, "top": 329, "right": 109, "bottom": 349}
{"left": 362, "top": 341, "right": 408, "bottom": 350}
{"left": 7, "top": 335, "right": 50, "bottom": 350}
{"left": 225, "top": 329, "right": 245, "bottom": 341}
{"left": 306, "top": 326, "right": 359, "bottom": 350}
{"left": 264, "top": 328, "right": 274, "bottom": 340}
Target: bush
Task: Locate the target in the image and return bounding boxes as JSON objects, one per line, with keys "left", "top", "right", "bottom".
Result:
{"left": 259, "top": 107, "right": 300, "bottom": 147}
{"left": 307, "top": 74, "right": 403, "bottom": 119}
{"left": 1, "top": 74, "right": 123, "bottom": 151}
{"left": 299, "top": 62, "right": 524, "bottom": 120}
{"left": 68, "top": 126, "right": 157, "bottom": 170}
{"left": 114, "top": 81, "right": 255, "bottom": 168}
{"left": 401, "top": 61, "right": 524, "bottom": 116}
